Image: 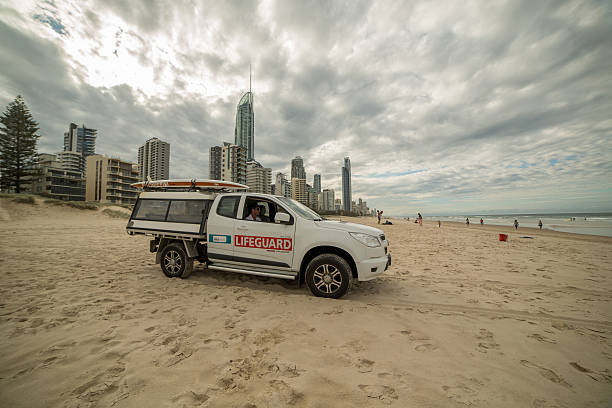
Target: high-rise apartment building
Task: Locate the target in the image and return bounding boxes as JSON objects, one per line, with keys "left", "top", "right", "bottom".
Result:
{"left": 138, "top": 137, "right": 170, "bottom": 181}
{"left": 246, "top": 160, "right": 271, "bottom": 194}
{"left": 234, "top": 68, "right": 254, "bottom": 161}
{"left": 209, "top": 146, "right": 222, "bottom": 180}
{"left": 320, "top": 189, "right": 335, "bottom": 211}
{"left": 342, "top": 157, "right": 352, "bottom": 212}
{"left": 291, "top": 156, "right": 306, "bottom": 180}
{"left": 307, "top": 184, "right": 318, "bottom": 210}
{"left": 313, "top": 174, "right": 321, "bottom": 194}
{"left": 291, "top": 178, "right": 307, "bottom": 205}
{"left": 62, "top": 123, "right": 97, "bottom": 174}
{"left": 85, "top": 155, "right": 139, "bottom": 204}
{"left": 63, "top": 123, "right": 97, "bottom": 156}
{"left": 275, "top": 172, "right": 290, "bottom": 197}
{"left": 221, "top": 142, "right": 247, "bottom": 184}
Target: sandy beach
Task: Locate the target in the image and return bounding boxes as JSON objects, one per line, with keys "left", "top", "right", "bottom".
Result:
{"left": 1, "top": 197, "right": 611, "bottom": 407}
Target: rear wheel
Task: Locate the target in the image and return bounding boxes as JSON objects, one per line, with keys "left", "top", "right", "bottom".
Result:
{"left": 305, "top": 254, "right": 352, "bottom": 299}
{"left": 160, "top": 243, "right": 193, "bottom": 278}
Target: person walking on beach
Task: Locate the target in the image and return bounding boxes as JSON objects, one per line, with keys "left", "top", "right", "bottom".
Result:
{"left": 437, "top": 220, "right": 441, "bottom": 228}
{"left": 466, "top": 217, "right": 470, "bottom": 226}
{"left": 418, "top": 212, "right": 423, "bottom": 226}
{"left": 480, "top": 218, "right": 484, "bottom": 225}
{"left": 514, "top": 219, "right": 519, "bottom": 230}
{"left": 377, "top": 210, "right": 381, "bottom": 224}
{"left": 538, "top": 219, "right": 543, "bottom": 230}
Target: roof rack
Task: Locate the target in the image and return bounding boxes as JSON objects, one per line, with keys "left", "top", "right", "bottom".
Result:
{"left": 131, "top": 178, "right": 249, "bottom": 192}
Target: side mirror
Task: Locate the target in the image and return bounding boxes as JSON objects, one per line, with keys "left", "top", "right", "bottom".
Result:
{"left": 275, "top": 212, "right": 291, "bottom": 224}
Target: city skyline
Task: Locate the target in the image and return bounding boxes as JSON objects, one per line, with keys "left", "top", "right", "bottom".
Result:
{"left": 1, "top": 1, "right": 611, "bottom": 215}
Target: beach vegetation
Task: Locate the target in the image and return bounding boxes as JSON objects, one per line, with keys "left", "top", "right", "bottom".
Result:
{"left": 43, "top": 199, "right": 99, "bottom": 210}
{"left": 103, "top": 208, "right": 130, "bottom": 218}
{"left": 12, "top": 195, "right": 36, "bottom": 204}
{"left": 0, "top": 95, "right": 41, "bottom": 193}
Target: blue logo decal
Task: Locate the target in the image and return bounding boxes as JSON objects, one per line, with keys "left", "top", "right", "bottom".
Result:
{"left": 209, "top": 234, "right": 231, "bottom": 244}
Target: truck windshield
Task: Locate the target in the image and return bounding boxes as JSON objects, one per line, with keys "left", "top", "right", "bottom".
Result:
{"left": 277, "top": 197, "right": 322, "bottom": 221}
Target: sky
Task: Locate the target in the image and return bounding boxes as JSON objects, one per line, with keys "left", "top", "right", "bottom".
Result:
{"left": 1, "top": 0, "right": 611, "bottom": 215}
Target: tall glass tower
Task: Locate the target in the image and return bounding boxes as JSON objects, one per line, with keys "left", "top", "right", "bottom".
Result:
{"left": 342, "top": 157, "right": 351, "bottom": 212}
{"left": 234, "top": 67, "right": 254, "bottom": 161}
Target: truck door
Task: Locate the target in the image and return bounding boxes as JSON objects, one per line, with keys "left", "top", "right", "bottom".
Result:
{"left": 206, "top": 195, "right": 242, "bottom": 261}
{"left": 232, "top": 196, "right": 296, "bottom": 276}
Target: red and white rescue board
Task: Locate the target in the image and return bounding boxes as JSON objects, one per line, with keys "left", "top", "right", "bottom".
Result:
{"left": 131, "top": 178, "right": 249, "bottom": 190}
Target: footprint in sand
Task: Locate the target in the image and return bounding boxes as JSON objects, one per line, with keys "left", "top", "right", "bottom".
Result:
{"left": 356, "top": 358, "right": 375, "bottom": 373}
{"left": 476, "top": 329, "right": 500, "bottom": 353}
{"left": 414, "top": 343, "right": 437, "bottom": 352}
{"left": 520, "top": 360, "right": 572, "bottom": 389}
{"left": 171, "top": 390, "right": 209, "bottom": 406}
{"left": 569, "top": 362, "right": 612, "bottom": 383}
{"left": 358, "top": 384, "right": 398, "bottom": 405}
{"left": 528, "top": 333, "right": 557, "bottom": 344}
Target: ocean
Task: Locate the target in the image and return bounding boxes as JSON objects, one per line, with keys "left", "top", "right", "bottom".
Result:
{"left": 417, "top": 213, "right": 612, "bottom": 237}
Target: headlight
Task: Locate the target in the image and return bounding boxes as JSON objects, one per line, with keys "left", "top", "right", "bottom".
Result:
{"left": 349, "top": 232, "right": 381, "bottom": 247}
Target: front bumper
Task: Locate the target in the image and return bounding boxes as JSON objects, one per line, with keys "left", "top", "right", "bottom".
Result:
{"left": 356, "top": 254, "right": 390, "bottom": 281}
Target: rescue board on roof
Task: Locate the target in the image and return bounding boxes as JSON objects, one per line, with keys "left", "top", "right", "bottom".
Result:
{"left": 131, "top": 179, "right": 249, "bottom": 190}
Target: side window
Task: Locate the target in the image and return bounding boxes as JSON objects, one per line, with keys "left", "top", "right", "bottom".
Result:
{"left": 216, "top": 196, "right": 241, "bottom": 219}
{"left": 133, "top": 199, "right": 169, "bottom": 221}
{"left": 166, "top": 200, "right": 209, "bottom": 223}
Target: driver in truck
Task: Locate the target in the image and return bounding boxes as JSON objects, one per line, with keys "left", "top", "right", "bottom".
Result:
{"left": 245, "top": 204, "right": 262, "bottom": 221}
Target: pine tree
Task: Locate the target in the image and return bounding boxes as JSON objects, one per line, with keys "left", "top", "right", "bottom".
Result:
{"left": 0, "top": 95, "right": 41, "bottom": 193}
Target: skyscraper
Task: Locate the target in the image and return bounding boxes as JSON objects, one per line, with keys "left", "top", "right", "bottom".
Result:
{"left": 275, "top": 172, "right": 290, "bottom": 197}
{"left": 209, "top": 146, "right": 222, "bottom": 180}
{"left": 313, "top": 174, "right": 321, "bottom": 194}
{"left": 221, "top": 142, "right": 247, "bottom": 184}
{"left": 63, "top": 123, "right": 97, "bottom": 174}
{"left": 63, "top": 123, "right": 97, "bottom": 156}
{"left": 291, "top": 177, "right": 307, "bottom": 205}
{"left": 246, "top": 160, "right": 272, "bottom": 194}
{"left": 342, "top": 157, "right": 351, "bottom": 212}
{"left": 320, "top": 189, "right": 335, "bottom": 211}
{"left": 138, "top": 137, "right": 170, "bottom": 181}
{"left": 234, "top": 67, "right": 254, "bottom": 161}
{"left": 291, "top": 156, "right": 306, "bottom": 180}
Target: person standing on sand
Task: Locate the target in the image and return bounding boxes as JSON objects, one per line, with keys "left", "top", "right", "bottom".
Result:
{"left": 418, "top": 212, "right": 423, "bottom": 226}
{"left": 377, "top": 210, "right": 381, "bottom": 224}
{"left": 514, "top": 219, "right": 519, "bottom": 230}
{"left": 466, "top": 217, "right": 470, "bottom": 226}
{"left": 538, "top": 219, "right": 543, "bottom": 230}
{"left": 437, "top": 220, "right": 441, "bottom": 228}
{"left": 480, "top": 218, "right": 484, "bottom": 225}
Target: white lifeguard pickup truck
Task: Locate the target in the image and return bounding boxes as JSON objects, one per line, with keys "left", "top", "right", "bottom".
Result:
{"left": 126, "top": 179, "right": 390, "bottom": 298}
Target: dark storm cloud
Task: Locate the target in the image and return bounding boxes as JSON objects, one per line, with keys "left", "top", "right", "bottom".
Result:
{"left": 1, "top": 0, "right": 611, "bottom": 213}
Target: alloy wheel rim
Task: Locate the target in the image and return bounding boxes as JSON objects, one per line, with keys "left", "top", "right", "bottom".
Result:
{"left": 313, "top": 264, "right": 342, "bottom": 294}
{"left": 164, "top": 250, "right": 182, "bottom": 274}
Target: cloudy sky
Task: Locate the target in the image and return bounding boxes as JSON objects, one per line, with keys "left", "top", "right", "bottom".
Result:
{"left": 1, "top": 0, "right": 611, "bottom": 215}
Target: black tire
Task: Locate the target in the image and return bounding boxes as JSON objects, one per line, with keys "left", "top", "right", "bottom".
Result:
{"left": 305, "top": 254, "right": 353, "bottom": 299}
{"left": 160, "top": 243, "right": 193, "bottom": 278}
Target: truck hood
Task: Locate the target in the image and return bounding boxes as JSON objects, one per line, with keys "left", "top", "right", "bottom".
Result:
{"left": 314, "top": 220, "right": 384, "bottom": 236}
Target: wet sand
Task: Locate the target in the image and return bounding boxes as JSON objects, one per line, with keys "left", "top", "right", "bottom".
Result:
{"left": 1, "top": 198, "right": 611, "bottom": 407}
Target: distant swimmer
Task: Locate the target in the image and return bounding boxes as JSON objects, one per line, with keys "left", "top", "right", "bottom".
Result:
{"left": 538, "top": 219, "right": 543, "bottom": 230}
{"left": 466, "top": 217, "right": 470, "bottom": 226}
{"left": 480, "top": 218, "right": 484, "bottom": 225}
{"left": 514, "top": 219, "right": 519, "bottom": 230}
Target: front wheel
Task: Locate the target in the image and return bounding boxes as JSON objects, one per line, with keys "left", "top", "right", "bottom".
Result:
{"left": 160, "top": 243, "right": 193, "bottom": 278}
{"left": 305, "top": 254, "right": 353, "bottom": 299}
